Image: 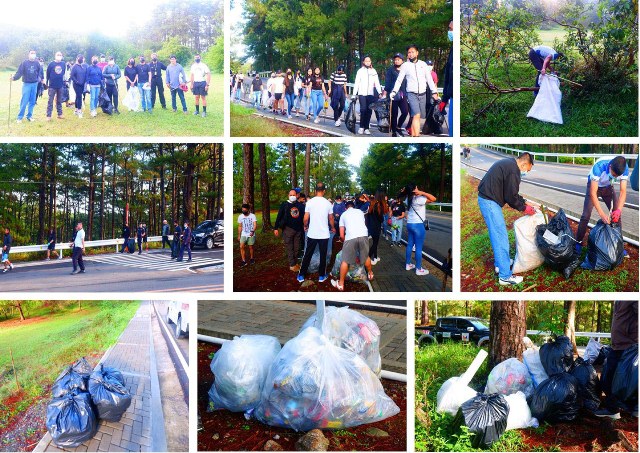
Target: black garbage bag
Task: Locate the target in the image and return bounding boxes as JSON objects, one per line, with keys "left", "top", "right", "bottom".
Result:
{"left": 530, "top": 372, "right": 581, "bottom": 423}
{"left": 71, "top": 357, "right": 94, "bottom": 378}
{"left": 99, "top": 87, "right": 113, "bottom": 115}
{"left": 540, "top": 335, "right": 574, "bottom": 376}
{"left": 454, "top": 393, "right": 509, "bottom": 448}
{"left": 581, "top": 221, "right": 624, "bottom": 271}
{"left": 422, "top": 97, "right": 445, "bottom": 135}
{"left": 569, "top": 357, "right": 601, "bottom": 411}
{"left": 612, "top": 344, "right": 638, "bottom": 409}
{"left": 88, "top": 364, "right": 132, "bottom": 422}
{"left": 46, "top": 392, "right": 98, "bottom": 448}
{"left": 535, "top": 210, "right": 580, "bottom": 278}
{"left": 52, "top": 366, "right": 88, "bottom": 398}
{"left": 593, "top": 345, "right": 613, "bottom": 366}
{"left": 369, "top": 98, "right": 390, "bottom": 133}
{"left": 61, "top": 83, "right": 70, "bottom": 103}
{"left": 562, "top": 254, "right": 582, "bottom": 279}
{"left": 344, "top": 99, "right": 357, "bottom": 134}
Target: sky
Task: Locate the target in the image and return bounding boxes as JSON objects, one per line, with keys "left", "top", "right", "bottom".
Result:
{"left": 347, "top": 143, "right": 367, "bottom": 183}
{"left": 0, "top": 0, "right": 171, "bottom": 37}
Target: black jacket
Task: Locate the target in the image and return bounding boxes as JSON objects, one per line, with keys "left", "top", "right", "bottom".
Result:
{"left": 384, "top": 66, "right": 406, "bottom": 101}
{"left": 2, "top": 233, "right": 11, "bottom": 252}
{"left": 149, "top": 61, "right": 167, "bottom": 80}
{"left": 274, "top": 201, "right": 305, "bottom": 232}
{"left": 70, "top": 63, "right": 87, "bottom": 86}
{"left": 611, "top": 301, "right": 638, "bottom": 350}
{"left": 478, "top": 158, "right": 526, "bottom": 211}
{"left": 122, "top": 225, "right": 130, "bottom": 239}
{"left": 442, "top": 46, "right": 453, "bottom": 103}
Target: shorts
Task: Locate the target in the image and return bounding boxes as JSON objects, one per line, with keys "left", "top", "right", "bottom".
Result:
{"left": 192, "top": 81, "right": 208, "bottom": 96}
{"left": 240, "top": 235, "right": 256, "bottom": 246}
{"left": 274, "top": 93, "right": 283, "bottom": 101}
{"left": 407, "top": 92, "right": 427, "bottom": 117}
{"left": 48, "top": 242, "right": 56, "bottom": 251}
{"left": 1, "top": 252, "right": 8, "bottom": 262}
{"left": 341, "top": 237, "right": 370, "bottom": 265}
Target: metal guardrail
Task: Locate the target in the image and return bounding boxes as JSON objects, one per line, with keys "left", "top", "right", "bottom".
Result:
{"left": 526, "top": 330, "right": 611, "bottom": 339}
{"left": 483, "top": 144, "right": 638, "bottom": 165}
{"left": 428, "top": 202, "right": 453, "bottom": 212}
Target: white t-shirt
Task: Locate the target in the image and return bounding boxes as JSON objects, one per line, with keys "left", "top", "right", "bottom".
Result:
{"left": 305, "top": 196, "right": 333, "bottom": 239}
{"left": 74, "top": 228, "right": 85, "bottom": 247}
{"left": 407, "top": 196, "right": 427, "bottom": 224}
{"left": 273, "top": 76, "right": 285, "bottom": 94}
{"left": 237, "top": 213, "right": 257, "bottom": 237}
{"left": 190, "top": 62, "right": 210, "bottom": 82}
{"left": 339, "top": 208, "right": 369, "bottom": 241}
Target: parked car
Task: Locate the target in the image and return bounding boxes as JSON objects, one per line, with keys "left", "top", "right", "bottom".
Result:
{"left": 191, "top": 220, "right": 223, "bottom": 249}
{"left": 167, "top": 301, "right": 190, "bottom": 339}
{"left": 416, "top": 316, "right": 490, "bottom": 347}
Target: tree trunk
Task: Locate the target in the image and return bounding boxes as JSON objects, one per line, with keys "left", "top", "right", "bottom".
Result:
{"left": 38, "top": 144, "right": 48, "bottom": 244}
{"left": 563, "top": 301, "right": 578, "bottom": 355}
{"left": 87, "top": 150, "right": 96, "bottom": 240}
{"left": 99, "top": 148, "right": 106, "bottom": 239}
{"left": 14, "top": 302, "right": 25, "bottom": 321}
{"left": 111, "top": 154, "right": 117, "bottom": 238}
{"left": 439, "top": 143, "right": 446, "bottom": 201}
{"left": 182, "top": 144, "right": 196, "bottom": 223}
{"left": 258, "top": 143, "right": 273, "bottom": 231}
{"left": 304, "top": 143, "right": 311, "bottom": 195}
{"left": 465, "top": 301, "right": 470, "bottom": 316}
{"left": 242, "top": 143, "right": 255, "bottom": 209}
{"left": 420, "top": 301, "right": 428, "bottom": 325}
{"left": 216, "top": 144, "right": 223, "bottom": 219}
{"left": 49, "top": 148, "right": 57, "bottom": 233}
{"left": 159, "top": 144, "right": 166, "bottom": 222}
{"left": 288, "top": 143, "right": 297, "bottom": 188}
{"left": 596, "top": 301, "right": 602, "bottom": 332}
{"left": 489, "top": 301, "right": 527, "bottom": 369}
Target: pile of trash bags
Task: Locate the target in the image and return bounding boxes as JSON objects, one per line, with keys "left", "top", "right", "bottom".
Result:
{"left": 535, "top": 210, "right": 582, "bottom": 278}
{"left": 581, "top": 220, "right": 624, "bottom": 271}
{"left": 46, "top": 357, "right": 131, "bottom": 448}
{"left": 485, "top": 358, "right": 534, "bottom": 398}
{"left": 208, "top": 304, "right": 399, "bottom": 431}
{"left": 512, "top": 212, "right": 546, "bottom": 274}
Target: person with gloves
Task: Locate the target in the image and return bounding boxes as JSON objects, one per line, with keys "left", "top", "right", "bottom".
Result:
{"left": 477, "top": 152, "right": 536, "bottom": 286}
{"left": 351, "top": 56, "right": 382, "bottom": 135}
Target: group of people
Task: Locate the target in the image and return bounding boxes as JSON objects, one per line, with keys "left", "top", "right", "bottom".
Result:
{"left": 237, "top": 181, "right": 438, "bottom": 290}
{"left": 11, "top": 50, "right": 211, "bottom": 121}
{"left": 120, "top": 220, "right": 193, "bottom": 261}
{"left": 230, "top": 22, "right": 453, "bottom": 137}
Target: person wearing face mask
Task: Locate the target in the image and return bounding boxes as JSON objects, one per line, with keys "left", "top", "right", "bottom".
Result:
{"left": 137, "top": 56, "right": 153, "bottom": 112}
{"left": 302, "top": 67, "right": 313, "bottom": 120}
{"left": 352, "top": 56, "right": 382, "bottom": 135}
{"left": 171, "top": 220, "right": 181, "bottom": 259}
{"left": 124, "top": 58, "right": 138, "bottom": 91}
{"left": 477, "top": 152, "right": 536, "bottom": 286}
{"left": 86, "top": 56, "right": 104, "bottom": 117}
{"left": 328, "top": 65, "right": 347, "bottom": 127}
{"left": 177, "top": 221, "right": 193, "bottom": 262}
{"left": 190, "top": 54, "right": 211, "bottom": 118}
{"left": 382, "top": 53, "right": 409, "bottom": 137}
{"left": 97, "top": 54, "right": 108, "bottom": 72}
{"left": 149, "top": 53, "right": 167, "bottom": 109}
{"left": 234, "top": 71, "right": 244, "bottom": 101}
{"left": 166, "top": 55, "right": 189, "bottom": 113}
{"left": 70, "top": 55, "right": 87, "bottom": 118}
{"left": 390, "top": 44, "right": 440, "bottom": 137}
{"left": 274, "top": 189, "right": 306, "bottom": 271}
{"left": 309, "top": 67, "right": 328, "bottom": 124}
{"left": 250, "top": 73, "right": 263, "bottom": 109}
{"left": 575, "top": 156, "right": 629, "bottom": 255}
{"left": 272, "top": 70, "right": 285, "bottom": 115}
{"left": 45, "top": 51, "right": 66, "bottom": 121}
{"left": 284, "top": 68, "right": 296, "bottom": 119}
{"left": 238, "top": 204, "right": 257, "bottom": 267}
{"left": 441, "top": 20, "right": 454, "bottom": 137}
{"left": 102, "top": 56, "right": 121, "bottom": 114}
{"left": 10, "top": 50, "right": 42, "bottom": 123}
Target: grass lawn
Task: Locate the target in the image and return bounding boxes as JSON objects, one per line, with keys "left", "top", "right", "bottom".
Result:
{"left": 0, "top": 70, "right": 223, "bottom": 137}
{"left": 537, "top": 25, "right": 569, "bottom": 47}
{"left": 0, "top": 301, "right": 139, "bottom": 430}
{"left": 230, "top": 102, "right": 330, "bottom": 137}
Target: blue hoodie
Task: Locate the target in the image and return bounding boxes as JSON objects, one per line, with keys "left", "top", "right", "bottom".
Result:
{"left": 86, "top": 64, "right": 104, "bottom": 86}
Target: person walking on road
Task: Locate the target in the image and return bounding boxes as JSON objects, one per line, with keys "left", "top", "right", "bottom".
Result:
{"left": 102, "top": 56, "right": 121, "bottom": 114}
{"left": 442, "top": 20, "right": 454, "bottom": 137}
{"left": 11, "top": 50, "right": 42, "bottom": 123}
{"left": 331, "top": 199, "right": 374, "bottom": 291}
{"left": 45, "top": 51, "right": 66, "bottom": 121}
{"left": 86, "top": 56, "right": 104, "bottom": 117}
{"left": 284, "top": 68, "right": 296, "bottom": 119}
{"left": 234, "top": 71, "right": 244, "bottom": 101}
{"left": 399, "top": 183, "right": 437, "bottom": 276}
{"left": 172, "top": 220, "right": 182, "bottom": 259}
{"left": 272, "top": 70, "right": 285, "bottom": 115}
{"left": 297, "top": 182, "right": 335, "bottom": 284}
{"left": 46, "top": 227, "right": 57, "bottom": 260}
{"left": 294, "top": 70, "right": 304, "bottom": 116}
{"left": 390, "top": 198, "right": 406, "bottom": 246}
{"left": 367, "top": 190, "right": 388, "bottom": 265}
{"left": 149, "top": 53, "right": 167, "bottom": 109}
{"left": 166, "top": 55, "right": 188, "bottom": 114}
{"left": 390, "top": 45, "right": 440, "bottom": 137}
{"left": 575, "top": 156, "right": 629, "bottom": 255}
{"left": 274, "top": 189, "right": 306, "bottom": 272}
{"left": 161, "top": 219, "right": 171, "bottom": 250}
{"left": 136, "top": 223, "right": 145, "bottom": 255}
{"left": 142, "top": 223, "right": 149, "bottom": 252}
{"left": 352, "top": 56, "right": 382, "bottom": 135}
{"left": 178, "top": 221, "right": 192, "bottom": 262}
{"left": 250, "top": 73, "right": 263, "bottom": 108}
{"left": 383, "top": 53, "right": 409, "bottom": 137}
{"left": 70, "top": 222, "right": 85, "bottom": 275}
{"left": 477, "top": 153, "right": 536, "bottom": 285}
{"left": 70, "top": 55, "right": 87, "bottom": 118}
{"left": 309, "top": 67, "right": 328, "bottom": 124}
{"left": 137, "top": 56, "right": 153, "bottom": 113}
{"left": 238, "top": 204, "right": 257, "bottom": 267}
{"left": 302, "top": 67, "right": 313, "bottom": 119}
{"left": 328, "top": 65, "right": 347, "bottom": 127}
{"left": 119, "top": 222, "right": 131, "bottom": 253}
{"left": 190, "top": 54, "right": 211, "bottom": 117}
{"left": 2, "top": 227, "right": 14, "bottom": 273}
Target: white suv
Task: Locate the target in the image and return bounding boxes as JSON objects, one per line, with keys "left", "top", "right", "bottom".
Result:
{"left": 167, "top": 301, "right": 190, "bottom": 339}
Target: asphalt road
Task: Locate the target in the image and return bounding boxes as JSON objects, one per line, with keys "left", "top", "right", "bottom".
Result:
{"left": 1, "top": 248, "right": 224, "bottom": 292}
{"left": 384, "top": 211, "right": 452, "bottom": 264}
{"left": 154, "top": 300, "right": 190, "bottom": 364}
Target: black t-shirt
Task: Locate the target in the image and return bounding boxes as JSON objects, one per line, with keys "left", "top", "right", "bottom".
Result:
{"left": 124, "top": 66, "right": 137, "bottom": 86}
{"left": 285, "top": 75, "right": 295, "bottom": 94}
{"left": 251, "top": 78, "right": 263, "bottom": 91}
{"left": 478, "top": 158, "right": 526, "bottom": 211}
{"left": 137, "top": 64, "right": 151, "bottom": 84}
{"left": 310, "top": 75, "right": 324, "bottom": 90}
{"left": 392, "top": 202, "right": 406, "bottom": 217}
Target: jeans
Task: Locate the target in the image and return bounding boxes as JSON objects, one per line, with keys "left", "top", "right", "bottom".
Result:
{"left": 171, "top": 88, "right": 187, "bottom": 112}
{"left": 17, "top": 82, "right": 38, "bottom": 120}
{"left": 235, "top": 86, "right": 242, "bottom": 100}
{"left": 529, "top": 49, "right": 544, "bottom": 97}
{"left": 252, "top": 91, "right": 261, "bottom": 108}
{"left": 311, "top": 89, "right": 324, "bottom": 120}
{"left": 285, "top": 92, "right": 295, "bottom": 116}
{"left": 178, "top": 242, "right": 191, "bottom": 260}
{"left": 358, "top": 95, "right": 375, "bottom": 130}
{"left": 303, "top": 93, "right": 311, "bottom": 116}
{"left": 73, "top": 83, "right": 83, "bottom": 110}
{"left": 120, "top": 238, "right": 131, "bottom": 253}
{"left": 90, "top": 85, "right": 100, "bottom": 111}
{"left": 137, "top": 238, "right": 143, "bottom": 253}
{"left": 447, "top": 99, "right": 453, "bottom": 137}
{"left": 139, "top": 85, "right": 151, "bottom": 111}
{"left": 299, "top": 237, "right": 329, "bottom": 277}
{"left": 391, "top": 217, "right": 404, "bottom": 243}
{"left": 72, "top": 247, "right": 85, "bottom": 271}
{"left": 294, "top": 89, "right": 303, "bottom": 109}
{"left": 406, "top": 222, "right": 426, "bottom": 269}
{"left": 631, "top": 160, "right": 639, "bottom": 191}
{"left": 478, "top": 196, "right": 512, "bottom": 279}
{"left": 331, "top": 86, "right": 345, "bottom": 121}
{"left": 382, "top": 214, "right": 390, "bottom": 237}
{"left": 106, "top": 84, "right": 118, "bottom": 110}
{"left": 576, "top": 182, "right": 617, "bottom": 243}
{"left": 150, "top": 77, "right": 165, "bottom": 108}
{"left": 46, "top": 87, "right": 64, "bottom": 117}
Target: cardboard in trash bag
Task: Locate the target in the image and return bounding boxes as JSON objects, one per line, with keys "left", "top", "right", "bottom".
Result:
{"left": 454, "top": 393, "right": 509, "bottom": 448}
{"left": 523, "top": 348, "right": 549, "bottom": 388}
{"left": 209, "top": 335, "right": 281, "bottom": 412}
{"left": 529, "top": 372, "right": 580, "bottom": 423}
{"left": 485, "top": 358, "right": 534, "bottom": 397}
{"left": 527, "top": 74, "right": 563, "bottom": 124}
{"left": 512, "top": 212, "right": 546, "bottom": 273}
{"left": 569, "top": 357, "right": 601, "bottom": 412}
{"left": 535, "top": 210, "right": 580, "bottom": 278}
{"left": 330, "top": 250, "right": 367, "bottom": 283}
{"left": 612, "top": 343, "right": 638, "bottom": 409}
{"left": 505, "top": 391, "right": 538, "bottom": 430}
{"left": 253, "top": 327, "right": 399, "bottom": 431}
{"left": 88, "top": 364, "right": 132, "bottom": 422}
{"left": 540, "top": 335, "right": 574, "bottom": 376}
{"left": 46, "top": 392, "right": 98, "bottom": 448}
{"left": 301, "top": 305, "right": 381, "bottom": 375}
{"left": 581, "top": 220, "right": 624, "bottom": 271}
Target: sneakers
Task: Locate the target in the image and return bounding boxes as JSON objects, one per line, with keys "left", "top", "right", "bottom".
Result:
{"left": 71, "top": 270, "right": 80, "bottom": 275}
{"left": 416, "top": 268, "right": 429, "bottom": 276}
{"left": 406, "top": 263, "right": 415, "bottom": 271}
{"left": 314, "top": 118, "right": 320, "bottom": 124}
{"left": 575, "top": 243, "right": 583, "bottom": 255}
{"left": 623, "top": 249, "right": 629, "bottom": 258}
{"left": 288, "top": 115, "right": 292, "bottom": 119}
{"left": 201, "top": 112, "right": 207, "bottom": 118}
{"left": 2, "top": 269, "right": 7, "bottom": 273}
{"left": 90, "top": 110, "right": 97, "bottom": 117}
{"left": 371, "top": 257, "right": 380, "bottom": 265}
{"left": 240, "top": 260, "right": 247, "bottom": 268}
{"left": 318, "top": 275, "right": 328, "bottom": 283}
{"left": 364, "top": 129, "right": 371, "bottom": 135}
{"left": 193, "top": 111, "right": 200, "bottom": 116}
{"left": 297, "top": 274, "right": 304, "bottom": 283}
{"left": 594, "top": 408, "right": 621, "bottom": 419}
{"left": 16, "top": 119, "right": 22, "bottom": 123}
{"left": 10, "top": 264, "right": 13, "bottom": 270}
{"left": 46, "top": 117, "right": 51, "bottom": 122}
{"left": 335, "top": 119, "right": 342, "bottom": 127}
{"left": 357, "top": 128, "right": 364, "bottom": 135}
{"left": 499, "top": 275, "right": 524, "bottom": 285}
{"left": 249, "top": 259, "right": 255, "bottom": 265}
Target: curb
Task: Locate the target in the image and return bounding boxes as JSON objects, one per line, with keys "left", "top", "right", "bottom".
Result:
{"left": 147, "top": 303, "right": 168, "bottom": 453}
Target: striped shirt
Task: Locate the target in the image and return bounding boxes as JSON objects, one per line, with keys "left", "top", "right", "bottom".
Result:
{"left": 330, "top": 71, "right": 347, "bottom": 86}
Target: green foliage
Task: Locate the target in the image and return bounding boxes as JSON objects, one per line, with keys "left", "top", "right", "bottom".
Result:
{"left": 157, "top": 37, "right": 193, "bottom": 67}
{"left": 204, "top": 36, "right": 224, "bottom": 74}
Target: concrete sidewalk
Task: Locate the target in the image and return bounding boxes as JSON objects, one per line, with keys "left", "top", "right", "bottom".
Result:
{"left": 198, "top": 300, "right": 407, "bottom": 374}
{"left": 35, "top": 301, "right": 167, "bottom": 453}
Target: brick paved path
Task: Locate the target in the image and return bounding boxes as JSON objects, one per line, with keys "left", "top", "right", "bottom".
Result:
{"left": 35, "top": 302, "right": 167, "bottom": 452}
{"left": 198, "top": 300, "right": 407, "bottom": 374}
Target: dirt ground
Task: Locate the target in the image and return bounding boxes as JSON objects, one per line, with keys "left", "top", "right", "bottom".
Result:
{"left": 198, "top": 342, "right": 407, "bottom": 451}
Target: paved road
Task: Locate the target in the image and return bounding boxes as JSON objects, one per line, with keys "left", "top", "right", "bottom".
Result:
{"left": 463, "top": 147, "right": 639, "bottom": 241}
{"left": 388, "top": 211, "right": 452, "bottom": 265}
{"left": 0, "top": 248, "right": 224, "bottom": 292}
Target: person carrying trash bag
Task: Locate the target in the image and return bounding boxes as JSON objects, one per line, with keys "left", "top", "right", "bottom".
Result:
{"left": 476, "top": 152, "right": 536, "bottom": 286}
{"left": 88, "top": 364, "right": 132, "bottom": 422}
{"left": 528, "top": 45, "right": 564, "bottom": 97}
{"left": 46, "top": 392, "right": 98, "bottom": 448}
{"left": 580, "top": 220, "right": 624, "bottom": 271}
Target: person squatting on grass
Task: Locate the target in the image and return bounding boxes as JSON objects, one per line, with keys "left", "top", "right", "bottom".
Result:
{"left": 238, "top": 204, "right": 257, "bottom": 267}
{"left": 274, "top": 189, "right": 306, "bottom": 272}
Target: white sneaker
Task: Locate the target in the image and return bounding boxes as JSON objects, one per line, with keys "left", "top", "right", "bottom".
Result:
{"left": 412, "top": 245, "right": 416, "bottom": 252}
{"left": 364, "top": 129, "right": 371, "bottom": 135}
{"left": 314, "top": 118, "right": 320, "bottom": 124}
{"left": 499, "top": 275, "right": 524, "bottom": 286}
{"left": 288, "top": 115, "right": 292, "bottom": 119}
{"left": 416, "top": 268, "right": 429, "bottom": 276}
{"left": 336, "top": 119, "right": 341, "bottom": 127}
{"left": 91, "top": 110, "right": 97, "bottom": 117}
{"left": 371, "top": 258, "right": 378, "bottom": 265}
{"left": 406, "top": 263, "right": 415, "bottom": 271}
{"left": 78, "top": 112, "right": 83, "bottom": 118}
{"left": 357, "top": 128, "right": 364, "bottom": 134}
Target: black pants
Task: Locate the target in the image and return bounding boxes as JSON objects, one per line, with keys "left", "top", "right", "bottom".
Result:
{"left": 283, "top": 227, "right": 302, "bottom": 266}
{"left": 576, "top": 182, "right": 618, "bottom": 243}
{"left": 151, "top": 77, "right": 166, "bottom": 108}
{"left": 120, "top": 238, "right": 130, "bottom": 253}
{"left": 358, "top": 95, "right": 375, "bottom": 130}
{"left": 299, "top": 237, "right": 328, "bottom": 277}
{"left": 331, "top": 86, "right": 345, "bottom": 121}
{"left": 162, "top": 235, "right": 170, "bottom": 248}
{"left": 172, "top": 239, "right": 180, "bottom": 258}
{"left": 46, "top": 87, "right": 64, "bottom": 117}
{"left": 137, "top": 238, "right": 142, "bottom": 253}
{"left": 178, "top": 242, "right": 191, "bottom": 260}
{"left": 72, "top": 246, "right": 84, "bottom": 271}
{"left": 106, "top": 84, "right": 119, "bottom": 110}
{"left": 369, "top": 231, "right": 381, "bottom": 260}
{"left": 529, "top": 49, "right": 545, "bottom": 97}
{"left": 73, "top": 83, "right": 83, "bottom": 109}
{"left": 391, "top": 96, "right": 409, "bottom": 132}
